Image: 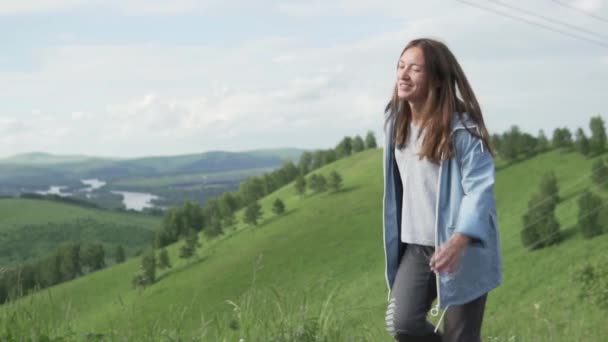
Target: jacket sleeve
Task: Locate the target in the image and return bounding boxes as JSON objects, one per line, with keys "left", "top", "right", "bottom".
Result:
{"left": 453, "top": 128, "right": 496, "bottom": 247}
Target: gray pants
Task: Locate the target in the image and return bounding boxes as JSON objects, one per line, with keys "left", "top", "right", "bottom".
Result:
{"left": 385, "top": 244, "right": 487, "bottom": 342}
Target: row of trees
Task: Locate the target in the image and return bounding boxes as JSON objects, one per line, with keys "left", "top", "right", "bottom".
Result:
{"left": 242, "top": 171, "right": 344, "bottom": 227}
{"left": 492, "top": 115, "right": 606, "bottom": 162}
{"left": 295, "top": 171, "right": 343, "bottom": 195}
{"left": 153, "top": 131, "right": 371, "bottom": 250}
{"left": 0, "top": 243, "right": 126, "bottom": 303}
{"left": 141, "top": 144, "right": 356, "bottom": 288}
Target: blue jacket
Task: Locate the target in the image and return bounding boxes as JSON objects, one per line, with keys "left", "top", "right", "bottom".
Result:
{"left": 383, "top": 111, "right": 502, "bottom": 309}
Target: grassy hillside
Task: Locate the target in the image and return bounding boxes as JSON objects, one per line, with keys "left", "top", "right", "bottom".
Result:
{"left": 0, "top": 199, "right": 161, "bottom": 265}
{"left": 2, "top": 148, "right": 607, "bottom": 341}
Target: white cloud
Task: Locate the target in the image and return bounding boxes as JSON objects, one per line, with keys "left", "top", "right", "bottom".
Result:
{"left": 573, "top": 0, "right": 604, "bottom": 12}
{"left": 0, "top": 0, "right": 86, "bottom": 15}
{"left": 0, "top": 0, "right": 220, "bottom": 15}
{"left": 0, "top": 117, "right": 26, "bottom": 134}
{"left": 1, "top": 0, "right": 607, "bottom": 157}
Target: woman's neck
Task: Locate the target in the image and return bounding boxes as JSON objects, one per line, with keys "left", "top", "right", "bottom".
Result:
{"left": 409, "top": 101, "right": 425, "bottom": 124}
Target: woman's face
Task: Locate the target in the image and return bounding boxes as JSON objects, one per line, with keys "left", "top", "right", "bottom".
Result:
{"left": 396, "top": 46, "right": 429, "bottom": 103}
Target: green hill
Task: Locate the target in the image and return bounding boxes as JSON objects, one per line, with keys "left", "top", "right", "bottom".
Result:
{"left": 2, "top": 148, "right": 607, "bottom": 341}
{"left": 0, "top": 198, "right": 161, "bottom": 266}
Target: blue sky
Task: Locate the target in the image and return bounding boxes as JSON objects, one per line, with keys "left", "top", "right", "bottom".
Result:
{"left": 1, "top": 0, "right": 607, "bottom": 158}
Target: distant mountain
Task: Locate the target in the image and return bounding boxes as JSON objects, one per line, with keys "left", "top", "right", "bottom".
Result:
{"left": 0, "top": 148, "right": 306, "bottom": 196}
{"left": 81, "top": 148, "right": 305, "bottom": 180}
{"left": 0, "top": 152, "right": 114, "bottom": 165}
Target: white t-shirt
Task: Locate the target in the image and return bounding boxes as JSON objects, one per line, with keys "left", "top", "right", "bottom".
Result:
{"left": 394, "top": 121, "right": 440, "bottom": 246}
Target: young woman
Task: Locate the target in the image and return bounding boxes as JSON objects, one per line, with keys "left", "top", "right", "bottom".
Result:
{"left": 382, "top": 38, "right": 502, "bottom": 342}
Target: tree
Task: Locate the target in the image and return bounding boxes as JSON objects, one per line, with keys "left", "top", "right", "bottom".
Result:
{"left": 577, "top": 190, "right": 604, "bottom": 239}
{"left": 272, "top": 198, "right": 285, "bottom": 215}
{"left": 244, "top": 201, "right": 263, "bottom": 226}
{"left": 352, "top": 135, "right": 365, "bottom": 153}
{"left": 539, "top": 172, "right": 560, "bottom": 206}
{"left": 309, "top": 174, "right": 328, "bottom": 193}
{"left": 365, "top": 131, "right": 377, "bottom": 149}
{"left": 157, "top": 208, "right": 183, "bottom": 247}
{"left": 59, "top": 242, "right": 82, "bottom": 281}
{"left": 298, "top": 152, "right": 313, "bottom": 175}
{"left": 182, "top": 201, "right": 204, "bottom": 232}
{"left": 114, "top": 245, "right": 126, "bottom": 264}
{"left": 179, "top": 230, "right": 200, "bottom": 259}
{"left": 500, "top": 126, "right": 521, "bottom": 161}
{"left": 575, "top": 128, "right": 591, "bottom": 156}
{"left": 521, "top": 173, "right": 563, "bottom": 250}
{"left": 223, "top": 212, "right": 236, "bottom": 228}
{"left": 537, "top": 130, "right": 549, "bottom": 152}
{"left": 294, "top": 174, "right": 307, "bottom": 195}
{"left": 491, "top": 134, "right": 501, "bottom": 154}
{"left": 239, "top": 177, "right": 266, "bottom": 204}
{"left": 323, "top": 149, "right": 337, "bottom": 165}
{"left": 589, "top": 116, "right": 607, "bottom": 155}
{"left": 328, "top": 171, "right": 343, "bottom": 192}
{"left": 335, "top": 137, "right": 353, "bottom": 158}
{"left": 80, "top": 243, "right": 105, "bottom": 273}
{"left": 141, "top": 250, "right": 156, "bottom": 285}
{"left": 591, "top": 159, "right": 608, "bottom": 190}
{"left": 552, "top": 127, "right": 573, "bottom": 149}
{"left": 521, "top": 192, "right": 561, "bottom": 250}
{"left": 37, "top": 254, "right": 61, "bottom": 288}
{"left": 205, "top": 219, "right": 223, "bottom": 238}
{"left": 519, "top": 133, "right": 538, "bottom": 158}
{"left": 311, "top": 150, "right": 325, "bottom": 170}
{"left": 158, "top": 248, "right": 172, "bottom": 269}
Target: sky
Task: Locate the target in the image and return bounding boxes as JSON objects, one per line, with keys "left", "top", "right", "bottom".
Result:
{"left": 0, "top": 0, "right": 607, "bottom": 158}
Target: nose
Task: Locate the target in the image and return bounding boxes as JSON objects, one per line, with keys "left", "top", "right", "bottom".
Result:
{"left": 398, "top": 68, "right": 409, "bottom": 81}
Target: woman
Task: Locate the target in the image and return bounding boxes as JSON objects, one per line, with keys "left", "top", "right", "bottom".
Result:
{"left": 383, "top": 38, "right": 502, "bottom": 342}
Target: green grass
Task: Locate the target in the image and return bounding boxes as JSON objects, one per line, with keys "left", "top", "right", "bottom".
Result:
{"left": 2, "top": 148, "right": 607, "bottom": 341}
{"left": 0, "top": 199, "right": 159, "bottom": 229}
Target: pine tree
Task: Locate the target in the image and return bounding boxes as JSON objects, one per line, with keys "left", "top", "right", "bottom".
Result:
{"left": 309, "top": 174, "right": 328, "bottom": 193}
{"left": 591, "top": 159, "right": 608, "bottom": 190}
{"left": 575, "top": 128, "right": 591, "bottom": 156}
{"left": 590, "top": 116, "right": 607, "bottom": 155}
{"left": 537, "top": 130, "right": 549, "bottom": 152}
{"left": 141, "top": 250, "right": 156, "bottom": 284}
{"left": 365, "top": 130, "right": 377, "bottom": 149}
{"left": 521, "top": 192, "right": 561, "bottom": 250}
{"left": 272, "top": 198, "right": 285, "bottom": 215}
{"left": 244, "top": 201, "right": 263, "bottom": 226}
{"left": 335, "top": 137, "right": 353, "bottom": 158}
{"left": 328, "top": 171, "right": 343, "bottom": 192}
{"left": 352, "top": 135, "right": 365, "bottom": 153}
{"left": 158, "top": 248, "right": 172, "bottom": 269}
{"left": 539, "top": 172, "right": 560, "bottom": 206}
{"left": 294, "top": 174, "right": 307, "bottom": 195}
{"left": 577, "top": 190, "right": 604, "bottom": 238}
{"left": 179, "top": 230, "right": 200, "bottom": 260}
{"left": 114, "top": 245, "right": 125, "bottom": 264}
{"left": 204, "top": 218, "right": 223, "bottom": 238}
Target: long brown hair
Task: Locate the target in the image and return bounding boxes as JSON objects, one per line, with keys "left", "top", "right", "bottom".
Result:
{"left": 385, "top": 38, "right": 493, "bottom": 163}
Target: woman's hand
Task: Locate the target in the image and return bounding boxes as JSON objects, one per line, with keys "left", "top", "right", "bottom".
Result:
{"left": 430, "top": 233, "right": 471, "bottom": 274}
